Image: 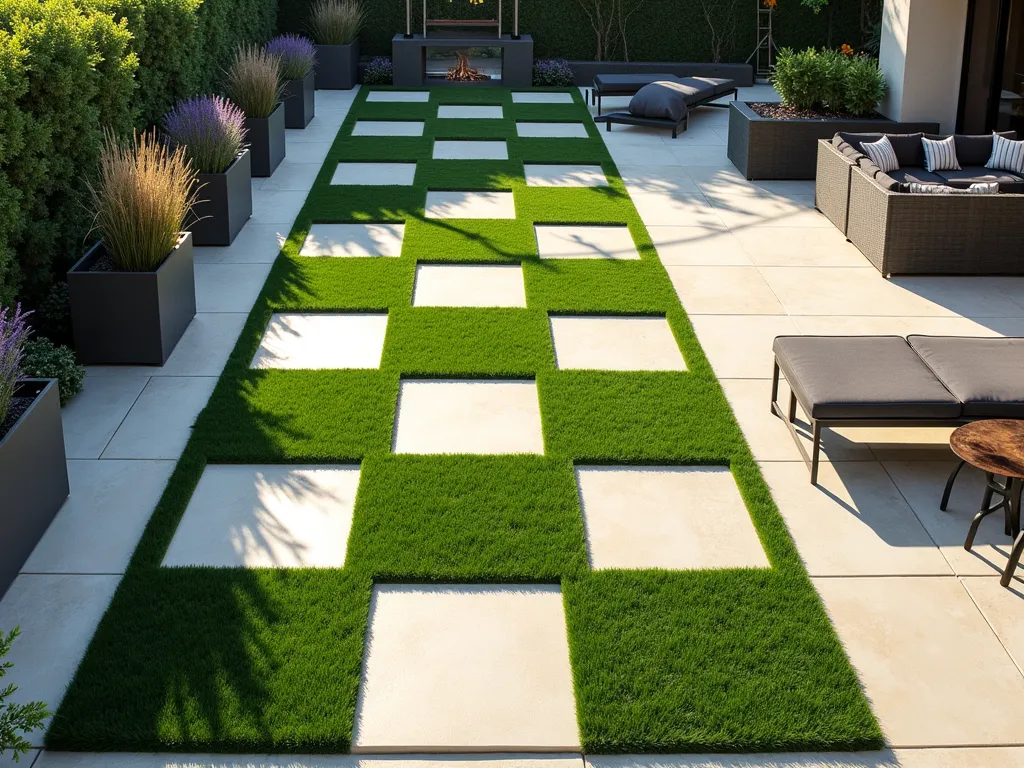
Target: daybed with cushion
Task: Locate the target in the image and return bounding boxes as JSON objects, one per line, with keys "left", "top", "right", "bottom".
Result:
{"left": 592, "top": 77, "right": 736, "bottom": 138}
{"left": 590, "top": 73, "right": 737, "bottom": 115}
{"left": 815, "top": 130, "right": 1024, "bottom": 275}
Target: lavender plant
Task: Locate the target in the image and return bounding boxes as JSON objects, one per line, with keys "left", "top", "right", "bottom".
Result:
{"left": 0, "top": 304, "right": 31, "bottom": 425}
{"left": 362, "top": 56, "right": 393, "bottom": 85}
{"left": 266, "top": 34, "right": 317, "bottom": 81}
{"left": 532, "top": 59, "right": 574, "bottom": 88}
{"left": 163, "top": 95, "right": 246, "bottom": 175}
{"left": 225, "top": 45, "right": 284, "bottom": 119}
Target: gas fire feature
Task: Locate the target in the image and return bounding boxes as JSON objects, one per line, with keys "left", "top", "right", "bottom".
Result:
{"left": 448, "top": 51, "right": 490, "bottom": 81}
{"left": 426, "top": 46, "right": 501, "bottom": 83}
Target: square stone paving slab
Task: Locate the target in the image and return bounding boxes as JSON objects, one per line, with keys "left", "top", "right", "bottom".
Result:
{"left": 352, "top": 121, "right": 425, "bottom": 136}
{"left": 300, "top": 224, "right": 405, "bottom": 257}
{"left": 525, "top": 164, "right": 609, "bottom": 187}
{"left": 353, "top": 584, "right": 579, "bottom": 751}
{"left": 425, "top": 191, "right": 516, "bottom": 219}
{"left": 413, "top": 264, "right": 526, "bottom": 307}
{"left": 367, "top": 91, "right": 431, "bottom": 102}
{"left": 251, "top": 313, "right": 388, "bottom": 370}
{"left": 550, "top": 315, "right": 685, "bottom": 371}
{"left": 516, "top": 122, "right": 589, "bottom": 138}
{"left": 433, "top": 140, "right": 509, "bottom": 160}
{"left": 162, "top": 465, "right": 361, "bottom": 568}
{"left": 512, "top": 92, "right": 575, "bottom": 103}
{"left": 535, "top": 225, "right": 640, "bottom": 260}
{"left": 393, "top": 380, "right": 544, "bottom": 454}
{"left": 35, "top": 756, "right": 587, "bottom": 768}
{"left": 438, "top": 105, "right": 504, "bottom": 119}
{"left": 332, "top": 162, "right": 417, "bottom": 186}
{"left": 576, "top": 466, "right": 769, "bottom": 570}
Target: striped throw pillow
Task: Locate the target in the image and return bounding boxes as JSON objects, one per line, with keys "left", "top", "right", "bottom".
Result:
{"left": 907, "top": 182, "right": 999, "bottom": 194}
{"left": 861, "top": 135, "right": 899, "bottom": 172}
{"left": 922, "top": 135, "right": 961, "bottom": 172}
{"left": 986, "top": 133, "right": 1024, "bottom": 174}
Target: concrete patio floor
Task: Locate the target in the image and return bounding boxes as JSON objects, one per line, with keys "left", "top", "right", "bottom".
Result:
{"left": 3, "top": 84, "right": 1024, "bottom": 767}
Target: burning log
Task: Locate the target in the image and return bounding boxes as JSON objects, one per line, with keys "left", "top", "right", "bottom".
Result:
{"left": 446, "top": 51, "right": 490, "bottom": 81}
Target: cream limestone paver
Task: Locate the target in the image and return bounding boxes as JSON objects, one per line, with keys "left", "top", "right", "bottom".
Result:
{"left": 193, "top": 223, "right": 287, "bottom": 264}
{"left": 628, "top": 191, "right": 726, "bottom": 228}
{"left": 194, "top": 263, "right": 275, "bottom": 312}
{"left": 576, "top": 466, "right": 768, "bottom": 570}
{"left": 433, "top": 140, "right": 509, "bottom": 160}
{"left": 730, "top": 227, "right": 867, "bottom": 267}
{"left": 618, "top": 166, "right": 702, "bottom": 196}
{"left": 413, "top": 264, "right": 526, "bottom": 307}
{"left": 535, "top": 225, "right": 640, "bottom": 260}
{"left": 258, "top": 162, "right": 321, "bottom": 192}
{"left": 425, "top": 191, "right": 516, "bottom": 219}
{"left": 332, "top": 162, "right": 417, "bottom": 185}
{"left": 587, "top": 755, "right": 899, "bottom": 768}
{"left": 707, "top": 194, "right": 827, "bottom": 230}
{"left": 516, "top": 122, "right": 589, "bottom": 138}
{"left": 36, "top": 754, "right": 587, "bottom": 768}
{"left": 608, "top": 145, "right": 682, "bottom": 167}
{"left": 352, "top": 121, "right": 425, "bottom": 136}
{"left": 61, "top": 374, "right": 151, "bottom": 459}
{"left": 352, "top": 584, "right": 579, "bottom": 751}
{"left": 549, "top": 316, "right": 686, "bottom": 371}
{"left": 648, "top": 226, "right": 752, "bottom": 266}
{"left": 760, "top": 462, "right": 951, "bottom": 577}
{"left": 688, "top": 315, "right": 801, "bottom": 379}
{"left": 664, "top": 266, "right": 785, "bottom": 315}
{"left": 668, "top": 144, "right": 731, "bottom": 167}
{"left": 162, "top": 465, "right": 361, "bottom": 568}
{"left": 960, "top": 577, "right": 1024, "bottom": 669}
{"left": 438, "top": 105, "right": 504, "bottom": 119}
{"left": 367, "top": 91, "right": 431, "bottom": 102}
{"left": 814, "top": 576, "right": 1024, "bottom": 747}
{"left": 23, "top": 459, "right": 175, "bottom": 574}
{"left": 512, "top": 92, "right": 574, "bottom": 103}
{"left": 300, "top": 224, "right": 405, "bottom": 257}
{"left": 393, "top": 380, "right": 544, "bottom": 455}
{"left": 524, "top": 164, "right": 609, "bottom": 187}
{"left": 251, "top": 313, "right": 389, "bottom": 370}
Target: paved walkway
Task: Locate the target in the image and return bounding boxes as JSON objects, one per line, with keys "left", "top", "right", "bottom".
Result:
{"left": 3, "top": 84, "right": 1024, "bottom": 767}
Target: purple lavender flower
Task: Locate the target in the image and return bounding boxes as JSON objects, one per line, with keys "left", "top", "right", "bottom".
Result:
{"left": 163, "top": 95, "right": 246, "bottom": 175}
{"left": 363, "top": 56, "right": 393, "bottom": 85}
{"left": 265, "top": 34, "right": 317, "bottom": 81}
{"left": 533, "top": 59, "right": 574, "bottom": 87}
{"left": 0, "top": 303, "right": 32, "bottom": 424}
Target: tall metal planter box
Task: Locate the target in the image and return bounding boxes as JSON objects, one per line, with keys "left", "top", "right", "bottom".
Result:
{"left": 315, "top": 40, "right": 359, "bottom": 90}
{"left": 727, "top": 102, "right": 940, "bottom": 180}
{"left": 189, "top": 149, "right": 252, "bottom": 246}
{"left": 245, "top": 103, "right": 286, "bottom": 177}
{"left": 68, "top": 232, "right": 196, "bottom": 365}
{"left": 283, "top": 70, "right": 316, "bottom": 128}
{"left": 0, "top": 379, "right": 69, "bottom": 598}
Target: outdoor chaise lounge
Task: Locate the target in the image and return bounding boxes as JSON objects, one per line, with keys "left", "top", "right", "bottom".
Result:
{"left": 591, "top": 75, "right": 737, "bottom": 138}
{"left": 770, "top": 335, "right": 1024, "bottom": 484}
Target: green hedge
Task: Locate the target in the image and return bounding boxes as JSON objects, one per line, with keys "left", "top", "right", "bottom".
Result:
{"left": 278, "top": 0, "right": 874, "bottom": 63}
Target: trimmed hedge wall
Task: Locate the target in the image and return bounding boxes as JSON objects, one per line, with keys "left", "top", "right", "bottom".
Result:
{"left": 0, "top": 0, "right": 276, "bottom": 306}
{"left": 278, "top": 0, "right": 871, "bottom": 63}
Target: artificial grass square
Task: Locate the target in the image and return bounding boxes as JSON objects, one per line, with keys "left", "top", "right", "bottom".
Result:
{"left": 414, "top": 160, "right": 522, "bottom": 190}
{"left": 381, "top": 307, "right": 555, "bottom": 376}
{"left": 346, "top": 455, "right": 588, "bottom": 580}
{"left": 524, "top": 259, "right": 678, "bottom": 314}
{"left": 303, "top": 185, "right": 425, "bottom": 222}
{"left": 402, "top": 218, "right": 538, "bottom": 262}
{"left": 260, "top": 257, "right": 416, "bottom": 311}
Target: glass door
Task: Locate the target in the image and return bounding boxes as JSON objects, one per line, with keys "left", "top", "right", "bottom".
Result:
{"left": 958, "top": 0, "right": 1024, "bottom": 134}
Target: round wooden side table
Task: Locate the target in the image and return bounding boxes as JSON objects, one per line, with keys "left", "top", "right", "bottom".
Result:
{"left": 950, "top": 419, "right": 1024, "bottom": 587}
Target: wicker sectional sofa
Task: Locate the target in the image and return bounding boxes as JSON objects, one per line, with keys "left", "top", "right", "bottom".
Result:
{"left": 815, "top": 131, "right": 1024, "bottom": 276}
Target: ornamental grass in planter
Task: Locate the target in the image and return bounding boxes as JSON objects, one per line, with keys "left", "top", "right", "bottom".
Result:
{"left": 309, "top": 0, "right": 364, "bottom": 90}
{"left": 226, "top": 45, "right": 286, "bottom": 177}
{"left": 165, "top": 95, "right": 252, "bottom": 246}
{"left": 267, "top": 34, "right": 317, "bottom": 129}
{"left": 0, "top": 304, "right": 69, "bottom": 598}
{"left": 68, "top": 129, "right": 199, "bottom": 365}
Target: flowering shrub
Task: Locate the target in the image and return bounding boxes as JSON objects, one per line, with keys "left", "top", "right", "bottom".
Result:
{"left": 266, "top": 34, "right": 317, "bottom": 80}
{"left": 772, "top": 47, "right": 886, "bottom": 116}
{"left": 362, "top": 56, "right": 393, "bottom": 85}
{"left": 533, "top": 59, "right": 574, "bottom": 88}
{"left": 164, "top": 95, "right": 246, "bottom": 175}
{"left": 225, "top": 45, "right": 284, "bottom": 119}
{"left": 0, "top": 303, "right": 31, "bottom": 424}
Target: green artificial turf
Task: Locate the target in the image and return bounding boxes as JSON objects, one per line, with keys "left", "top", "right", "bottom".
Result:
{"left": 47, "top": 86, "right": 882, "bottom": 754}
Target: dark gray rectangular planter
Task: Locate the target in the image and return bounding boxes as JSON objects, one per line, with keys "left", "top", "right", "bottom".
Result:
{"left": 283, "top": 69, "right": 315, "bottom": 128}
{"left": 189, "top": 149, "right": 252, "bottom": 246}
{"left": 245, "top": 102, "right": 286, "bottom": 177}
{"left": 68, "top": 232, "right": 196, "bottom": 365}
{"left": 727, "top": 101, "right": 941, "bottom": 179}
{"left": 316, "top": 40, "right": 359, "bottom": 90}
{"left": 0, "top": 379, "right": 69, "bottom": 598}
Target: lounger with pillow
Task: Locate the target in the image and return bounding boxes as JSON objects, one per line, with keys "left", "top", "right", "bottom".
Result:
{"left": 591, "top": 74, "right": 737, "bottom": 115}
{"left": 593, "top": 78, "right": 737, "bottom": 138}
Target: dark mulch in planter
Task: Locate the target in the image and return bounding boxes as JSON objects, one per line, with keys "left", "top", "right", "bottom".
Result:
{"left": 88, "top": 251, "right": 118, "bottom": 272}
{"left": 0, "top": 397, "right": 32, "bottom": 440}
{"left": 749, "top": 102, "right": 883, "bottom": 121}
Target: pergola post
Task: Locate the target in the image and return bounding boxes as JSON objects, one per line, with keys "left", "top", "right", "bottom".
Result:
{"left": 512, "top": 0, "right": 520, "bottom": 39}
{"left": 404, "top": 0, "right": 412, "bottom": 37}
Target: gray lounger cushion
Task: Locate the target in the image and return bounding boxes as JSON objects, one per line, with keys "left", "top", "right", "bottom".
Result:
{"left": 908, "top": 336, "right": 1024, "bottom": 417}
{"left": 629, "top": 81, "right": 690, "bottom": 121}
{"left": 593, "top": 73, "right": 679, "bottom": 94}
{"left": 773, "top": 336, "right": 961, "bottom": 420}
{"left": 689, "top": 76, "right": 735, "bottom": 96}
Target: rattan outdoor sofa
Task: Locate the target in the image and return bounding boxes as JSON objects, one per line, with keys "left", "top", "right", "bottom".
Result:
{"left": 815, "top": 132, "right": 1024, "bottom": 275}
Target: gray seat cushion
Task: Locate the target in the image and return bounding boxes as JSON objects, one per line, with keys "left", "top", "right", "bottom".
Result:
{"left": 689, "top": 76, "right": 735, "bottom": 96}
{"left": 773, "top": 336, "right": 961, "bottom": 420}
{"left": 886, "top": 168, "right": 946, "bottom": 186}
{"left": 593, "top": 74, "right": 679, "bottom": 94}
{"left": 673, "top": 77, "right": 716, "bottom": 103}
{"left": 935, "top": 167, "right": 1024, "bottom": 192}
{"left": 908, "top": 336, "right": 1024, "bottom": 417}
{"left": 628, "top": 82, "right": 690, "bottom": 121}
